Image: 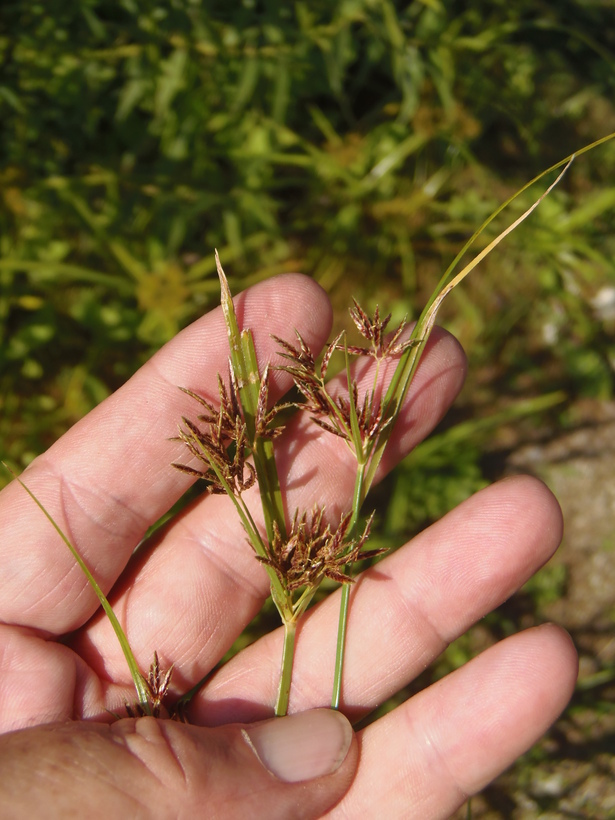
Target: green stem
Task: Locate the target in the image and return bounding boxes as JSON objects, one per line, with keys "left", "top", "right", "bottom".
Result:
{"left": 275, "top": 618, "right": 297, "bottom": 716}
{"left": 331, "top": 463, "right": 367, "bottom": 709}
{"left": 331, "top": 584, "right": 350, "bottom": 710}
{"left": 216, "top": 252, "right": 287, "bottom": 543}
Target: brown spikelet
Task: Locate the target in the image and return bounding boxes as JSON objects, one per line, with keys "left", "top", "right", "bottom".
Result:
{"left": 125, "top": 652, "right": 174, "bottom": 719}
{"left": 256, "top": 508, "right": 385, "bottom": 592}
{"left": 342, "top": 299, "right": 418, "bottom": 360}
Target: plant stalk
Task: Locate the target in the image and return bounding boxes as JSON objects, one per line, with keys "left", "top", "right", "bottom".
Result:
{"left": 331, "top": 463, "right": 367, "bottom": 709}
{"left": 331, "top": 157, "right": 577, "bottom": 709}
{"left": 275, "top": 618, "right": 297, "bottom": 716}
{"left": 4, "top": 464, "right": 151, "bottom": 713}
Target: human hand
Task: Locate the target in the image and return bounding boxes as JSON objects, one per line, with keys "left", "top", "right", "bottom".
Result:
{"left": 0, "top": 274, "right": 577, "bottom": 817}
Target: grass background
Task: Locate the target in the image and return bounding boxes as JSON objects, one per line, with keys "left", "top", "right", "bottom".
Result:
{"left": 2, "top": 1, "right": 615, "bottom": 814}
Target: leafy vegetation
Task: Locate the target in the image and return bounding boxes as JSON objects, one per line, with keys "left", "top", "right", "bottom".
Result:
{"left": 3, "top": 0, "right": 615, "bottom": 473}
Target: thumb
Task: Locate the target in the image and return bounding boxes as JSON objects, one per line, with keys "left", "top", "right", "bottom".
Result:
{"left": 0, "top": 709, "right": 357, "bottom": 819}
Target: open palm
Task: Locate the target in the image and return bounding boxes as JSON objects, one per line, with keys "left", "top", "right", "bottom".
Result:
{"left": 0, "top": 275, "right": 576, "bottom": 818}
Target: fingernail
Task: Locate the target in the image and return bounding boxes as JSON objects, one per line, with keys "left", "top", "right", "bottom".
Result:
{"left": 242, "top": 708, "right": 353, "bottom": 783}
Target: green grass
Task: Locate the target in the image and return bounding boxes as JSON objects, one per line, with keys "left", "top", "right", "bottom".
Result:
{"left": 3, "top": 0, "right": 615, "bottom": 484}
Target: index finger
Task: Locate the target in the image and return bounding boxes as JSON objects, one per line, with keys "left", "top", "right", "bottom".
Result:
{"left": 0, "top": 274, "right": 333, "bottom": 634}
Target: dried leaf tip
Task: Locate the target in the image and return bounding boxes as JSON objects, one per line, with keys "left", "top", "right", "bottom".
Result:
{"left": 215, "top": 249, "right": 234, "bottom": 327}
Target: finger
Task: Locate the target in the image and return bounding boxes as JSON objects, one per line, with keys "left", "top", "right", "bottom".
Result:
{"left": 71, "top": 327, "right": 466, "bottom": 700}
{"left": 190, "top": 475, "right": 563, "bottom": 724}
{"left": 0, "top": 710, "right": 357, "bottom": 820}
{"left": 0, "top": 625, "right": 85, "bottom": 732}
{"left": 0, "top": 274, "right": 333, "bottom": 633}
{"left": 328, "top": 624, "right": 577, "bottom": 818}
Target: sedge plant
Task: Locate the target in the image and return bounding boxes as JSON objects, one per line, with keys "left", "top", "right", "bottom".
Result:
{"left": 5, "top": 133, "right": 614, "bottom": 719}
{"left": 174, "top": 157, "right": 575, "bottom": 717}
